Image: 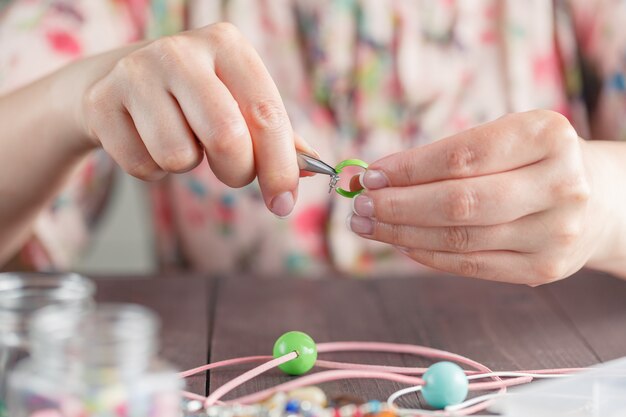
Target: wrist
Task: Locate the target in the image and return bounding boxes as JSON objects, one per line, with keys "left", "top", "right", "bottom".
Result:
{"left": 46, "top": 61, "right": 100, "bottom": 156}
{"left": 582, "top": 140, "right": 626, "bottom": 279}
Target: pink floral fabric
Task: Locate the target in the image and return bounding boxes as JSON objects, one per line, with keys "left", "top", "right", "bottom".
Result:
{"left": 1, "top": 0, "right": 625, "bottom": 275}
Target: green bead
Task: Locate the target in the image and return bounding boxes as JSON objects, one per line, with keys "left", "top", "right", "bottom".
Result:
{"left": 422, "top": 361, "right": 468, "bottom": 409}
{"left": 273, "top": 331, "right": 317, "bottom": 375}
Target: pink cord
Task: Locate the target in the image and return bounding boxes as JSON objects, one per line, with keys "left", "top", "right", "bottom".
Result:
{"left": 204, "top": 352, "right": 298, "bottom": 406}
{"left": 316, "top": 359, "right": 429, "bottom": 374}
{"left": 179, "top": 356, "right": 273, "bottom": 378}
{"left": 179, "top": 340, "right": 585, "bottom": 415}
{"left": 228, "top": 370, "right": 425, "bottom": 404}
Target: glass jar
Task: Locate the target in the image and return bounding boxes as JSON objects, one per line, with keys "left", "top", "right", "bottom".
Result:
{"left": 0, "top": 272, "right": 95, "bottom": 415}
{"left": 7, "top": 303, "right": 182, "bottom": 417}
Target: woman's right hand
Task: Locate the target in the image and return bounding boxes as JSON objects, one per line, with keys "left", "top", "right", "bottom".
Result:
{"left": 77, "top": 23, "right": 314, "bottom": 217}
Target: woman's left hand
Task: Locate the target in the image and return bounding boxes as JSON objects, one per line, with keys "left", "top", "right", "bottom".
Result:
{"left": 348, "top": 110, "right": 614, "bottom": 285}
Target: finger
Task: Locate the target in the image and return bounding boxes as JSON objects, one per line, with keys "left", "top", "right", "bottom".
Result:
{"left": 357, "top": 164, "right": 551, "bottom": 227}
{"left": 362, "top": 110, "right": 578, "bottom": 189}
{"left": 209, "top": 23, "right": 300, "bottom": 216}
{"left": 398, "top": 248, "right": 536, "bottom": 284}
{"left": 168, "top": 67, "right": 255, "bottom": 187}
{"left": 347, "top": 216, "right": 534, "bottom": 253}
{"left": 126, "top": 87, "right": 203, "bottom": 174}
{"left": 99, "top": 109, "right": 166, "bottom": 181}
{"left": 85, "top": 81, "right": 165, "bottom": 180}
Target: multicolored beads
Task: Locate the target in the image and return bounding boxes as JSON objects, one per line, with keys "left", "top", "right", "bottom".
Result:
{"left": 182, "top": 391, "right": 397, "bottom": 417}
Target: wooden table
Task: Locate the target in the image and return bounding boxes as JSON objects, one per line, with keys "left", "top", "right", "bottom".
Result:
{"left": 94, "top": 270, "right": 626, "bottom": 407}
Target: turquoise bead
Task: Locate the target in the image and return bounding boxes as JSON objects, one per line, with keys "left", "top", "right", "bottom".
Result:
{"left": 421, "top": 361, "right": 469, "bottom": 409}
{"left": 273, "top": 331, "right": 317, "bottom": 375}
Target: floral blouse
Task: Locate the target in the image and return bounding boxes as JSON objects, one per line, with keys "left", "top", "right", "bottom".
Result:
{"left": 1, "top": 0, "right": 625, "bottom": 276}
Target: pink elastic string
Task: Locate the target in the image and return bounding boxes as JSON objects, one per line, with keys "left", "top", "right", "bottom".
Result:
{"left": 317, "top": 341, "right": 505, "bottom": 413}
{"left": 317, "top": 361, "right": 586, "bottom": 377}
{"left": 317, "top": 342, "right": 492, "bottom": 370}
{"left": 179, "top": 356, "right": 273, "bottom": 378}
{"left": 316, "top": 359, "right": 429, "bottom": 374}
{"left": 182, "top": 391, "right": 210, "bottom": 402}
{"left": 179, "top": 340, "right": 586, "bottom": 415}
{"left": 204, "top": 352, "right": 298, "bottom": 407}
{"left": 513, "top": 368, "right": 587, "bottom": 374}
{"left": 227, "top": 370, "right": 425, "bottom": 404}
{"left": 468, "top": 376, "right": 532, "bottom": 391}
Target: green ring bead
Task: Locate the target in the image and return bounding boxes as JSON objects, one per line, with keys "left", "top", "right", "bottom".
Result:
{"left": 334, "top": 159, "right": 369, "bottom": 198}
{"left": 421, "top": 361, "right": 469, "bottom": 409}
{"left": 273, "top": 331, "right": 317, "bottom": 375}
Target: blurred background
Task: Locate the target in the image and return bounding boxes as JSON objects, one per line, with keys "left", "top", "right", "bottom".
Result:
{"left": 76, "top": 171, "right": 155, "bottom": 275}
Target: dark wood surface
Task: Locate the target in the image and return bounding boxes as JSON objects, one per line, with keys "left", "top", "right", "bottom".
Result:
{"left": 95, "top": 270, "right": 626, "bottom": 405}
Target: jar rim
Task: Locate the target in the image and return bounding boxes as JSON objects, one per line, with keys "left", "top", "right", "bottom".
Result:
{"left": 0, "top": 272, "right": 95, "bottom": 311}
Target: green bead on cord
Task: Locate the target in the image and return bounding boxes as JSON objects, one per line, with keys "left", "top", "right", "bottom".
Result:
{"left": 421, "top": 361, "right": 469, "bottom": 409}
{"left": 334, "top": 159, "right": 369, "bottom": 198}
{"left": 273, "top": 331, "right": 318, "bottom": 376}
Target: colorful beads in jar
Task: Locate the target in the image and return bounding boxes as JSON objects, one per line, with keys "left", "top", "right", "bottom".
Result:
{"left": 7, "top": 303, "right": 181, "bottom": 417}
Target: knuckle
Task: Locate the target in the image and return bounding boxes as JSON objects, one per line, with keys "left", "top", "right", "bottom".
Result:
{"left": 553, "top": 219, "right": 582, "bottom": 246}
{"left": 458, "top": 256, "right": 481, "bottom": 277}
{"left": 443, "top": 226, "right": 471, "bottom": 252}
{"left": 206, "top": 22, "right": 242, "bottom": 48}
{"left": 445, "top": 145, "right": 477, "bottom": 177}
{"left": 203, "top": 119, "right": 249, "bottom": 154}
{"left": 84, "top": 82, "right": 106, "bottom": 110}
{"left": 161, "top": 147, "right": 200, "bottom": 173}
{"left": 210, "top": 136, "right": 241, "bottom": 159}
{"left": 537, "top": 110, "right": 579, "bottom": 148}
{"left": 247, "top": 100, "right": 289, "bottom": 132}
{"left": 547, "top": 111, "right": 577, "bottom": 139}
{"left": 443, "top": 186, "right": 479, "bottom": 223}
{"left": 152, "top": 35, "right": 189, "bottom": 65}
{"left": 551, "top": 170, "right": 591, "bottom": 203}
{"left": 114, "top": 53, "right": 145, "bottom": 79}
{"left": 533, "top": 258, "right": 567, "bottom": 282}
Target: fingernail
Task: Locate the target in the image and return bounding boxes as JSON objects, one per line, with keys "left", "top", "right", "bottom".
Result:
{"left": 362, "top": 170, "right": 389, "bottom": 190}
{"left": 270, "top": 191, "right": 295, "bottom": 218}
{"left": 297, "top": 135, "right": 320, "bottom": 159}
{"left": 309, "top": 148, "right": 322, "bottom": 159}
{"left": 347, "top": 214, "right": 374, "bottom": 235}
{"left": 352, "top": 194, "right": 374, "bottom": 217}
{"left": 358, "top": 171, "right": 366, "bottom": 189}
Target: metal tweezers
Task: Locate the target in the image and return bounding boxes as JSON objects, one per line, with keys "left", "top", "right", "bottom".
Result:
{"left": 297, "top": 152, "right": 340, "bottom": 193}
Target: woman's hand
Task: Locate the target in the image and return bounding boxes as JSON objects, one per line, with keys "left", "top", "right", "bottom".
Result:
{"left": 348, "top": 110, "right": 626, "bottom": 285}
{"left": 78, "top": 23, "right": 315, "bottom": 217}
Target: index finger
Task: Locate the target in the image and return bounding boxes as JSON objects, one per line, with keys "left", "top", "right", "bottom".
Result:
{"left": 363, "top": 110, "right": 577, "bottom": 189}
{"left": 206, "top": 23, "right": 303, "bottom": 216}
